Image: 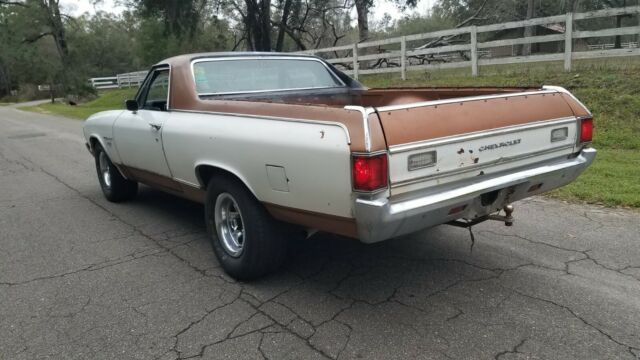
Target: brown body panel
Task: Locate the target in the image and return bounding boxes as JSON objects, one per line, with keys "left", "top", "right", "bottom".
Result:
{"left": 559, "top": 93, "right": 592, "bottom": 117}
{"left": 359, "top": 87, "right": 536, "bottom": 107}
{"left": 263, "top": 203, "right": 358, "bottom": 239}
{"left": 375, "top": 93, "right": 576, "bottom": 147}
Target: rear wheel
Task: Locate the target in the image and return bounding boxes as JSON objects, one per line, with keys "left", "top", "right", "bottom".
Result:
{"left": 205, "top": 176, "right": 287, "bottom": 280}
{"left": 94, "top": 143, "right": 137, "bottom": 202}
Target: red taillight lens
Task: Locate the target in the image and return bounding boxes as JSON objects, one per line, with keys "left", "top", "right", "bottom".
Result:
{"left": 352, "top": 154, "right": 388, "bottom": 192}
{"left": 580, "top": 117, "right": 593, "bottom": 143}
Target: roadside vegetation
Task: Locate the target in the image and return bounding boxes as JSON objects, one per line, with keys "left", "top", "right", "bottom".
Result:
{"left": 21, "top": 88, "right": 136, "bottom": 119}
{"left": 20, "top": 57, "right": 640, "bottom": 208}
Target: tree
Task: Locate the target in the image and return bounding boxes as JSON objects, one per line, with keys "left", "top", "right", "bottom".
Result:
{"left": 522, "top": 0, "right": 535, "bottom": 55}
{"left": 243, "top": 0, "right": 272, "bottom": 51}
{"left": 354, "top": 0, "right": 370, "bottom": 43}
{"left": 0, "top": 0, "right": 76, "bottom": 98}
{"left": 275, "top": 0, "right": 292, "bottom": 51}
{"left": 134, "top": 0, "right": 206, "bottom": 37}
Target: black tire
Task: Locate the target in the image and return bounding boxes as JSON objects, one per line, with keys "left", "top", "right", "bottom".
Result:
{"left": 205, "top": 176, "right": 287, "bottom": 280}
{"left": 94, "top": 143, "right": 138, "bottom": 202}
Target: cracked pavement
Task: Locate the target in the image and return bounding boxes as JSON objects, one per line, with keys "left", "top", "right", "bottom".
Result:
{"left": 1, "top": 106, "right": 639, "bottom": 360}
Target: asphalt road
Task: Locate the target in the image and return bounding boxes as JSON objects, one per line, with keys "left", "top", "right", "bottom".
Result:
{"left": 1, "top": 106, "right": 639, "bottom": 360}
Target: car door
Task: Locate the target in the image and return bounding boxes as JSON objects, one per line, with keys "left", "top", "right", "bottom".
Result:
{"left": 114, "top": 67, "right": 173, "bottom": 178}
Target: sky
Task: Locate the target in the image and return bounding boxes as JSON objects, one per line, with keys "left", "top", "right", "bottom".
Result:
{"left": 59, "top": 0, "right": 437, "bottom": 21}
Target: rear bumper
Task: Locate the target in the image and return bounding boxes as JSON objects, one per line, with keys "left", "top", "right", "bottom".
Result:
{"left": 354, "top": 148, "right": 596, "bottom": 243}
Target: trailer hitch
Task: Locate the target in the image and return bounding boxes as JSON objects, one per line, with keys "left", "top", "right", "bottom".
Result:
{"left": 489, "top": 204, "right": 514, "bottom": 227}
{"left": 447, "top": 205, "right": 515, "bottom": 229}
{"left": 446, "top": 205, "right": 515, "bottom": 252}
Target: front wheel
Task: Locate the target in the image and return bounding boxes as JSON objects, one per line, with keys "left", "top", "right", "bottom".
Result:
{"left": 94, "top": 143, "right": 138, "bottom": 202}
{"left": 205, "top": 176, "right": 287, "bottom": 280}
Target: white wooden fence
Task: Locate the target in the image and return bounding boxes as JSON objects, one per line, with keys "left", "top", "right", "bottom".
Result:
{"left": 89, "top": 70, "right": 147, "bottom": 90}
{"left": 89, "top": 6, "right": 640, "bottom": 86}
{"left": 299, "top": 6, "right": 640, "bottom": 79}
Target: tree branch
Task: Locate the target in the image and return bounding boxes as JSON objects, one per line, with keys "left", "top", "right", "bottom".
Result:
{"left": 22, "top": 32, "right": 53, "bottom": 43}
{"left": 0, "top": 0, "right": 28, "bottom": 6}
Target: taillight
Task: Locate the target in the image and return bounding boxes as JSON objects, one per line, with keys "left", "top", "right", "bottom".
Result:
{"left": 352, "top": 154, "right": 388, "bottom": 192}
{"left": 580, "top": 117, "right": 593, "bottom": 143}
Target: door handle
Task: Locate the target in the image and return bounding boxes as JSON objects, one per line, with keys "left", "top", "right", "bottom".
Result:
{"left": 149, "top": 123, "right": 162, "bottom": 131}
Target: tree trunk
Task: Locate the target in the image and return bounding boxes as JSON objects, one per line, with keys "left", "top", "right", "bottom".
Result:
{"left": 523, "top": 0, "right": 535, "bottom": 56}
{"left": 354, "top": 0, "right": 370, "bottom": 69}
{"left": 354, "top": 0, "right": 369, "bottom": 43}
{"left": 244, "top": 0, "right": 272, "bottom": 51}
{"left": 39, "top": 0, "right": 71, "bottom": 94}
{"left": 0, "top": 61, "right": 10, "bottom": 98}
{"left": 259, "top": 0, "right": 271, "bottom": 50}
{"left": 275, "top": 0, "right": 292, "bottom": 51}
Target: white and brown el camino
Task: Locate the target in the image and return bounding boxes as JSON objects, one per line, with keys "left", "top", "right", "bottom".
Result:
{"left": 83, "top": 52, "right": 596, "bottom": 279}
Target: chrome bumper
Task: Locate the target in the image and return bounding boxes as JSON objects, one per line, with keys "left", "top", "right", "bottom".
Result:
{"left": 354, "top": 148, "right": 596, "bottom": 243}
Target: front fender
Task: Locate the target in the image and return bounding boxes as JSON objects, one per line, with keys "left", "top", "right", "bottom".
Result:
{"left": 83, "top": 110, "right": 125, "bottom": 163}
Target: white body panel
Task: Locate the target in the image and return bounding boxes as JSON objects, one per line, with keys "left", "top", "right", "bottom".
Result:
{"left": 388, "top": 117, "right": 580, "bottom": 195}
{"left": 113, "top": 110, "right": 172, "bottom": 177}
{"left": 158, "top": 111, "right": 353, "bottom": 218}
{"left": 85, "top": 109, "right": 354, "bottom": 218}
{"left": 83, "top": 110, "right": 125, "bottom": 163}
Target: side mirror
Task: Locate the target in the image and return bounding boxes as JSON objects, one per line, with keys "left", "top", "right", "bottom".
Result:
{"left": 125, "top": 99, "right": 139, "bottom": 112}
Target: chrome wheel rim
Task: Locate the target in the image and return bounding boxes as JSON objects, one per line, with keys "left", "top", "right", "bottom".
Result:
{"left": 98, "top": 151, "right": 111, "bottom": 188}
{"left": 214, "top": 193, "right": 245, "bottom": 257}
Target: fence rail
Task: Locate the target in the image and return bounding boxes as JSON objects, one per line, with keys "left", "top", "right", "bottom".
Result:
{"left": 299, "top": 6, "right": 640, "bottom": 79}
{"left": 89, "top": 71, "right": 147, "bottom": 90}
{"left": 89, "top": 6, "right": 640, "bottom": 87}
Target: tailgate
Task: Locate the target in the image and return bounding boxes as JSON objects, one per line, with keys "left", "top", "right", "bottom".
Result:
{"left": 376, "top": 90, "right": 581, "bottom": 195}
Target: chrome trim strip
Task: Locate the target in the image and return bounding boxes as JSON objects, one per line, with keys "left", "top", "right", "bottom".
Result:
{"left": 543, "top": 85, "right": 593, "bottom": 116}
{"left": 171, "top": 109, "right": 352, "bottom": 145}
{"left": 166, "top": 64, "right": 172, "bottom": 111}
{"left": 391, "top": 144, "right": 576, "bottom": 188}
{"left": 351, "top": 150, "right": 388, "bottom": 157}
{"left": 375, "top": 89, "right": 557, "bottom": 112}
{"left": 198, "top": 86, "right": 341, "bottom": 97}
{"left": 388, "top": 117, "right": 577, "bottom": 154}
{"left": 190, "top": 56, "right": 346, "bottom": 96}
{"left": 344, "top": 105, "right": 376, "bottom": 152}
{"left": 174, "top": 177, "right": 201, "bottom": 189}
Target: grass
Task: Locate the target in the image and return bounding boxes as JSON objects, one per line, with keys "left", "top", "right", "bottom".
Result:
{"left": 21, "top": 88, "right": 137, "bottom": 119}
{"left": 20, "top": 57, "right": 640, "bottom": 207}
{"left": 361, "top": 57, "right": 640, "bottom": 208}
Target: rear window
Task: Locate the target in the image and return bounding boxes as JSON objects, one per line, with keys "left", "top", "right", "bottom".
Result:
{"left": 193, "top": 58, "right": 344, "bottom": 95}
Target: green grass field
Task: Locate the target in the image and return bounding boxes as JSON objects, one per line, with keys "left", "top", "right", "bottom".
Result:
{"left": 21, "top": 57, "right": 640, "bottom": 207}
{"left": 21, "top": 88, "right": 137, "bottom": 119}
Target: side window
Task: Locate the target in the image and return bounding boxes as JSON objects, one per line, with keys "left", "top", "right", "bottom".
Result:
{"left": 140, "top": 70, "right": 169, "bottom": 111}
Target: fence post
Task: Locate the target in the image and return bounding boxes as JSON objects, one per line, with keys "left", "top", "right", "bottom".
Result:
{"left": 470, "top": 26, "right": 478, "bottom": 77}
{"left": 352, "top": 44, "right": 359, "bottom": 80}
{"left": 401, "top": 36, "right": 407, "bottom": 80}
{"left": 564, "top": 12, "right": 573, "bottom": 72}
